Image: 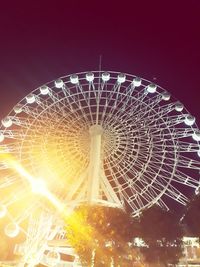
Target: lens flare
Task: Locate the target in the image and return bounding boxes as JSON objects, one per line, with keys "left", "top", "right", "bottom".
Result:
{"left": 0, "top": 150, "right": 69, "bottom": 216}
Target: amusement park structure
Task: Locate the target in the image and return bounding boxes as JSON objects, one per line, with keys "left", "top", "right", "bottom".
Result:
{"left": 0, "top": 71, "right": 199, "bottom": 266}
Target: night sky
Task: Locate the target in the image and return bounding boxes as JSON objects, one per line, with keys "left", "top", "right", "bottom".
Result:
{"left": 0, "top": 1, "right": 199, "bottom": 124}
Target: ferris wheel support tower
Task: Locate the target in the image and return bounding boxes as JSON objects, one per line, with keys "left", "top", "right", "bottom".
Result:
{"left": 87, "top": 124, "right": 103, "bottom": 202}
{"left": 86, "top": 124, "right": 122, "bottom": 207}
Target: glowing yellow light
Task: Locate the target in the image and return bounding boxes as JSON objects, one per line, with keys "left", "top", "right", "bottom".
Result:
{"left": 11, "top": 161, "right": 67, "bottom": 214}
{"left": 31, "top": 178, "right": 47, "bottom": 195}
{"left": 0, "top": 150, "right": 70, "bottom": 216}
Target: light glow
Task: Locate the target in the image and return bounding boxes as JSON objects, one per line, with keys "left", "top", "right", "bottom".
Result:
{"left": 147, "top": 83, "right": 157, "bottom": 93}
{"left": 40, "top": 85, "right": 50, "bottom": 95}
{"left": 14, "top": 104, "right": 23, "bottom": 114}
{"left": 31, "top": 178, "right": 47, "bottom": 194}
{"left": 102, "top": 72, "right": 110, "bottom": 82}
{"left": 192, "top": 131, "right": 200, "bottom": 141}
{"left": 0, "top": 204, "right": 7, "bottom": 218}
{"left": 55, "top": 79, "right": 64, "bottom": 88}
{"left": 0, "top": 133, "right": 4, "bottom": 142}
{"left": 0, "top": 150, "right": 68, "bottom": 216}
{"left": 70, "top": 74, "right": 79, "bottom": 84}
{"left": 26, "top": 94, "right": 36, "bottom": 104}
{"left": 5, "top": 222, "right": 19, "bottom": 238}
{"left": 133, "top": 77, "right": 141, "bottom": 87}
{"left": 2, "top": 117, "right": 12, "bottom": 128}
{"left": 175, "top": 101, "right": 184, "bottom": 112}
{"left": 86, "top": 72, "right": 94, "bottom": 82}
{"left": 184, "top": 115, "right": 195, "bottom": 126}
{"left": 117, "top": 73, "right": 126, "bottom": 83}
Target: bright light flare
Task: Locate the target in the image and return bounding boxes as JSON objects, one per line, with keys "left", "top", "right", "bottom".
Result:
{"left": 0, "top": 150, "right": 69, "bottom": 216}
{"left": 31, "top": 178, "right": 47, "bottom": 195}
{"left": 11, "top": 160, "right": 67, "bottom": 214}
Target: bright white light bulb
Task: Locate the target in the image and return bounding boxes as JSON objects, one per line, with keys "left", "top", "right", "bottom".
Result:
{"left": 31, "top": 179, "right": 47, "bottom": 195}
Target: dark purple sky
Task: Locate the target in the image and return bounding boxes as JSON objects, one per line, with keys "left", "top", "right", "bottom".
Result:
{"left": 0, "top": 1, "right": 199, "bottom": 124}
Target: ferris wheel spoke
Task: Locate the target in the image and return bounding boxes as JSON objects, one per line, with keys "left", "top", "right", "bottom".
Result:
{"left": 101, "top": 83, "right": 135, "bottom": 122}
{"left": 151, "top": 128, "right": 195, "bottom": 141}
{"left": 16, "top": 103, "right": 85, "bottom": 130}
{"left": 151, "top": 140, "right": 199, "bottom": 153}
{"left": 80, "top": 83, "right": 95, "bottom": 124}
{"left": 175, "top": 155, "right": 200, "bottom": 169}
{"left": 41, "top": 90, "right": 92, "bottom": 126}
{"left": 156, "top": 198, "right": 169, "bottom": 210}
{"left": 168, "top": 170, "right": 198, "bottom": 188}
{"left": 102, "top": 87, "right": 147, "bottom": 126}
{"left": 141, "top": 187, "right": 164, "bottom": 206}
{"left": 165, "top": 185, "right": 188, "bottom": 205}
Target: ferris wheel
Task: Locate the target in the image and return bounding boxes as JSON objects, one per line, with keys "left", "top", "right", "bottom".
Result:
{"left": 0, "top": 70, "right": 200, "bottom": 265}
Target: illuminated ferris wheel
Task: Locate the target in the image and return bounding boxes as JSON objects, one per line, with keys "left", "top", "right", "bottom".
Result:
{"left": 0, "top": 71, "right": 200, "bottom": 266}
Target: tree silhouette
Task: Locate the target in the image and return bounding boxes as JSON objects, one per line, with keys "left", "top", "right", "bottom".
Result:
{"left": 138, "top": 205, "right": 183, "bottom": 266}
{"left": 183, "top": 194, "right": 200, "bottom": 237}
{"left": 65, "top": 205, "right": 137, "bottom": 266}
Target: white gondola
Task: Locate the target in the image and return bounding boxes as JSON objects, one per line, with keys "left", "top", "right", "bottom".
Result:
{"left": 184, "top": 115, "right": 195, "bottom": 126}
{"left": 117, "top": 73, "right": 126, "bottom": 83}
{"left": 133, "top": 77, "right": 142, "bottom": 87}
{"left": 54, "top": 79, "right": 64, "bottom": 89}
{"left": 192, "top": 130, "right": 200, "bottom": 141}
{"left": 26, "top": 94, "right": 36, "bottom": 104}
{"left": 147, "top": 83, "right": 157, "bottom": 93}
{"left": 86, "top": 72, "right": 94, "bottom": 82}
{"left": 102, "top": 72, "right": 110, "bottom": 82}
{"left": 162, "top": 91, "right": 171, "bottom": 101}
{"left": 5, "top": 223, "right": 19, "bottom": 238}
{"left": 70, "top": 74, "right": 79, "bottom": 84}
{"left": 175, "top": 101, "right": 184, "bottom": 112}
{"left": 40, "top": 85, "right": 50, "bottom": 95}
{"left": 2, "top": 117, "right": 12, "bottom": 128}
{"left": 14, "top": 104, "right": 23, "bottom": 114}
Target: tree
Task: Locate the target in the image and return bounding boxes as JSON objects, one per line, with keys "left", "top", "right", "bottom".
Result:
{"left": 183, "top": 194, "right": 200, "bottom": 237}
{"left": 65, "top": 205, "right": 137, "bottom": 266}
{"left": 138, "top": 205, "right": 183, "bottom": 266}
